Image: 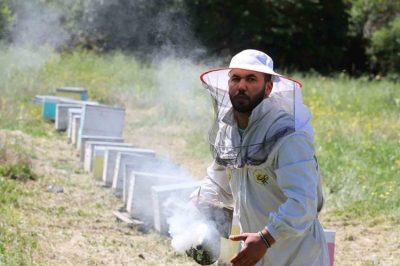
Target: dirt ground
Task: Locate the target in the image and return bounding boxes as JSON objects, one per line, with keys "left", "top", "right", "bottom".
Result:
{"left": 1, "top": 111, "right": 399, "bottom": 265}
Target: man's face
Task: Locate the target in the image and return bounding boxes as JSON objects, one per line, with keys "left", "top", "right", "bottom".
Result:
{"left": 228, "top": 69, "right": 272, "bottom": 113}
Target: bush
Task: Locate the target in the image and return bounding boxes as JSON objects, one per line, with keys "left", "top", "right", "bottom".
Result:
{"left": 0, "top": 136, "right": 38, "bottom": 182}
{"left": 370, "top": 17, "right": 400, "bottom": 77}
{"left": 347, "top": 0, "right": 400, "bottom": 76}
{"left": 0, "top": 162, "right": 38, "bottom": 181}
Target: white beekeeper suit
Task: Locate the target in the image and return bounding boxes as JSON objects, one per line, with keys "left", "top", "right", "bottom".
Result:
{"left": 195, "top": 50, "right": 330, "bottom": 265}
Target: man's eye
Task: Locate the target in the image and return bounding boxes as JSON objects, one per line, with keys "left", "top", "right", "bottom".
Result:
{"left": 247, "top": 77, "right": 256, "bottom": 82}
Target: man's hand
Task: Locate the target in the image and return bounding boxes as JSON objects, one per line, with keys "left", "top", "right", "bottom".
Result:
{"left": 229, "top": 232, "right": 267, "bottom": 266}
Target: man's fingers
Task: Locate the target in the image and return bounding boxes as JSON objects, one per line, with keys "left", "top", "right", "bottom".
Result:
{"left": 230, "top": 251, "right": 252, "bottom": 266}
{"left": 230, "top": 252, "right": 244, "bottom": 264}
{"left": 229, "top": 234, "right": 248, "bottom": 241}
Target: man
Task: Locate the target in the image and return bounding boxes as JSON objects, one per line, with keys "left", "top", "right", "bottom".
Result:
{"left": 193, "top": 49, "right": 329, "bottom": 266}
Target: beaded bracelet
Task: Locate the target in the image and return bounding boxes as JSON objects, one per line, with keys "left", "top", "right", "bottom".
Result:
{"left": 258, "top": 231, "right": 271, "bottom": 248}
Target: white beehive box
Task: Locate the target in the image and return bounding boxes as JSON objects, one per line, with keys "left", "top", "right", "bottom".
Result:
{"left": 112, "top": 152, "right": 148, "bottom": 195}
{"left": 121, "top": 157, "right": 184, "bottom": 204}
{"left": 55, "top": 99, "right": 98, "bottom": 131}
{"left": 67, "top": 108, "right": 82, "bottom": 142}
{"left": 79, "top": 135, "right": 125, "bottom": 161}
{"left": 71, "top": 115, "right": 81, "bottom": 146}
{"left": 83, "top": 141, "right": 131, "bottom": 172}
{"left": 55, "top": 104, "right": 81, "bottom": 131}
{"left": 92, "top": 146, "right": 141, "bottom": 180}
{"left": 102, "top": 147, "right": 156, "bottom": 187}
{"left": 151, "top": 181, "right": 202, "bottom": 235}
{"left": 126, "top": 171, "right": 188, "bottom": 224}
{"left": 77, "top": 104, "right": 125, "bottom": 149}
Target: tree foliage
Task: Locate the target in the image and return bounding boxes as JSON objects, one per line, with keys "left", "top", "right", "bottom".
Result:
{"left": 185, "top": 0, "right": 349, "bottom": 72}
{"left": 63, "top": 0, "right": 194, "bottom": 56}
{"left": 370, "top": 17, "right": 400, "bottom": 75}
{"left": 0, "top": 0, "right": 12, "bottom": 39}
{"left": 0, "top": 0, "right": 398, "bottom": 76}
{"left": 347, "top": 0, "right": 400, "bottom": 75}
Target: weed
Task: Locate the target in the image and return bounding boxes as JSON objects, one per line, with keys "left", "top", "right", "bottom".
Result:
{"left": 0, "top": 135, "right": 39, "bottom": 182}
{"left": 0, "top": 162, "right": 37, "bottom": 181}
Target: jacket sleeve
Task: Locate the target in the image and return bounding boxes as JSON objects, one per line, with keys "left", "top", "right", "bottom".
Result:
{"left": 266, "top": 132, "right": 320, "bottom": 242}
{"left": 190, "top": 160, "right": 233, "bottom": 206}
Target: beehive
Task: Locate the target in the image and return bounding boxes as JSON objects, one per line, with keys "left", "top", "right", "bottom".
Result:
{"left": 55, "top": 104, "right": 81, "bottom": 131}
{"left": 71, "top": 114, "right": 81, "bottom": 146}
{"left": 83, "top": 141, "right": 128, "bottom": 172}
{"left": 126, "top": 171, "right": 187, "bottom": 223}
{"left": 41, "top": 96, "right": 71, "bottom": 121}
{"left": 80, "top": 136, "right": 124, "bottom": 162}
{"left": 67, "top": 108, "right": 82, "bottom": 142}
{"left": 55, "top": 87, "right": 88, "bottom": 101}
{"left": 121, "top": 157, "right": 184, "bottom": 204}
{"left": 55, "top": 100, "right": 98, "bottom": 131}
{"left": 151, "top": 181, "right": 202, "bottom": 235}
{"left": 102, "top": 147, "right": 155, "bottom": 186}
{"left": 77, "top": 104, "right": 125, "bottom": 149}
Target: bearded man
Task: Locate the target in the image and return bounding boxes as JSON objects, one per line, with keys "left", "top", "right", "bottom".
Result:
{"left": 192, "top": 49, "right": 330, "bottom": 266}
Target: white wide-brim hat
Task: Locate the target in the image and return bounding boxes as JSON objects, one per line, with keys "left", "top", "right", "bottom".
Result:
{"left": 200, "top": 49, "right": 302, "bottom": 92}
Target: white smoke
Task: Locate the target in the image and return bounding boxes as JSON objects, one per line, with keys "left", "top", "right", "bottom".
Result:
{"left": 2, "top": 0, "right": 70, "bottom": 73}
{"left": 166, "top": 199, "right": 220, "bottom": 253}
{"left": 10, "top": 1, "right": 69, "bottom": 49}
{"left": 151, "top": 56, "right": 213, "bottom": 123}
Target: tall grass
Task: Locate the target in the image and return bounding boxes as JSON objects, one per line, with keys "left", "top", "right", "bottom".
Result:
{"left": 1, "top": 47, "right": 399, "bottom": 221}
{"left": 299, "top": 74, "right": 400, "bottom": 219}
{"left": 0, "top": 139, "right": 38, "bottom": 265}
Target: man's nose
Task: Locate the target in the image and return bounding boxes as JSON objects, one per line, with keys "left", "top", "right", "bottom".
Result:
{"left": 238, "top": 78, "right": 247, "bottom": 91}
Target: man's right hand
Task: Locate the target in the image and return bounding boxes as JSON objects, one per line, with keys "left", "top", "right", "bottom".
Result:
{"left": 229, "top": 232, "right": 268, "bottom": 266}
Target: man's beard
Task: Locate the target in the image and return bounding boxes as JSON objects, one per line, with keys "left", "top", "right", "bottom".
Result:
{"left": 229, "top": 88, "right": 265, "bottom": 113}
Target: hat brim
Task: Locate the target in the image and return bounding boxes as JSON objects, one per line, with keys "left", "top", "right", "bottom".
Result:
{"left": 200, "top": 67, "right": 302, "bottom": 90}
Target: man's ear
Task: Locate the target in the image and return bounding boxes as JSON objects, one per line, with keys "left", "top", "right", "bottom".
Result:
{"left": 264, "top": 81, "right": 273, "bottom": 97}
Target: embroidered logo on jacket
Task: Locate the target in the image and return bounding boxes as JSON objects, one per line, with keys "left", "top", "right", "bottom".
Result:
{"left": 254, "top": 169, "right": 269, "bottom": 185}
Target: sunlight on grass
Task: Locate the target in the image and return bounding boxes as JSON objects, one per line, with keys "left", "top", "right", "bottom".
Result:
{"left": 299, "top": 74, "right": 400, "bottom": 218}
{"left": 1, "top": 47, "right": 399, "bottom": 222}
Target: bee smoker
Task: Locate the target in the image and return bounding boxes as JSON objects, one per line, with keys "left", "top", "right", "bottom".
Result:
{"left": 186, "top": 199, "right": 234, "bottom": 265}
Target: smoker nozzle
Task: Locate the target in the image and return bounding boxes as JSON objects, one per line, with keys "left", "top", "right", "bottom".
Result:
{"left": 186, "top": 238, "right": 221, "bottom": 265}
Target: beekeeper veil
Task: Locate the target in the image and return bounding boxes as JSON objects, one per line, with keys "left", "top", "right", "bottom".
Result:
{"left": 201, "top": 49, "right": 314, "bottom": 168}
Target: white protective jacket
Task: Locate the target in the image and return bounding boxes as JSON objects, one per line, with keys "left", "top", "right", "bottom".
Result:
{"left": 197, "top": 98, "right": 330, "bottom": 266}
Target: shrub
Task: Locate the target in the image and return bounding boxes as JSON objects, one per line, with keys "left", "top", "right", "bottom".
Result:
{"left": 370, "top": 17, "right": 400, "bottom": 78}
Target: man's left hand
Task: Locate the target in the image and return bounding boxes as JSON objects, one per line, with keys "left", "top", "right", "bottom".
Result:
{"left": 229, "top": 232, "right": 267, "bottom": 266}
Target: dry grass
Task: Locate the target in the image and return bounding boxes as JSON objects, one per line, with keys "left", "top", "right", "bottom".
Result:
{"left": 0, "top": 130, "right": 198, "bottom": 266}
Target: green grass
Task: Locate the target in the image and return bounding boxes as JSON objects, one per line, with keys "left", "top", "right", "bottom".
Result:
{"left": 298, "top": 74, "right": 400, "bottom": 219}
{"left": 0, "top": 134, "right": 40, "bottom": 265}
{"left": 1, "top": 46, "right": 399, "bottom": 223}
{"left": 0, "top": 177, "right": 38, "bottom": 266}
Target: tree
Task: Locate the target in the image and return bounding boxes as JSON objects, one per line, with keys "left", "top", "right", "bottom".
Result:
{"left": 347, "top": 0, "right": 400, "bottom": 75}
{"left": 185, "top": 0, "right": 349, "bottom": 72}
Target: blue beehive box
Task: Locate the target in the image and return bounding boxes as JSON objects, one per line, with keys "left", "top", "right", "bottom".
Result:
{"left": 56, "top": 87, "right": 88, "bottom": 101}
{"left": 41, "top": 96, "right": 71, "bottom": 121}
